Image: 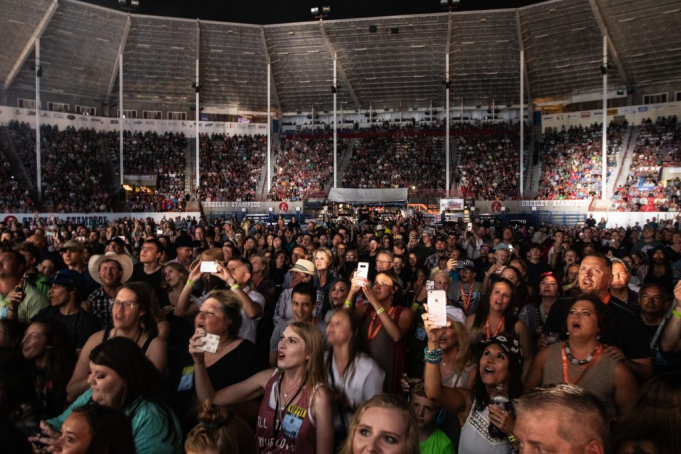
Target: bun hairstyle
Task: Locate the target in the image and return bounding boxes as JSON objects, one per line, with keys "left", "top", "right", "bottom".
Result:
{"left": 185, "top": 399, "right": 256, "bottom": 454}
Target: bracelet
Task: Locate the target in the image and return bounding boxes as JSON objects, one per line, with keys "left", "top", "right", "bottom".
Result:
{"left": 344, "top": 299, "right": 352, "bottom": 308}
{"left": 567, "top": 283, "right": 573, "bottom": 289}
{"left": 376, "top": 307, "right": 386, "bottom": 316}
{"left": 673, "top": 308, "right": 681, "bottom": 318}
{"left": 186, "top": 278, "right": 195, "bottom": 287}
{"left": 423, "top": 347, "right": 443, "bottom": 364}
{"left": 230, "top": 283, "right": 240, "bottom": 291}
{"left": 411, "top": 302, "right": 420, "bottom": 311}
{"left": 507, "top": 435, "right": 519, "bottom": 444}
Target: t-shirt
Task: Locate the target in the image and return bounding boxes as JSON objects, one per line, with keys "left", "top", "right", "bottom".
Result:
{"left": 0, "top": 282, "right": 49, "bottom": 324}
{"left": 447, "top": 280, "right": 483, "bottom": 316}
{"left": 131, "top": 263, "right": 164, "bottom": 299}
{"left": 543, "top": 295, "right": 651, "bottom": 359}
{"left": 47, "top": 389, "right": 182, "bottom": 454}
{"left": 420, "top": 428, "right": 455, "bottom": 454}
{"left": 33, "top": 306, "right": 101, "bottom": 348}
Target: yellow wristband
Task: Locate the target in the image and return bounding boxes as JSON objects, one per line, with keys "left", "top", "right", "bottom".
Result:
{"left": 411, "top": 302, "right": 420, "bottom": 311}
{"left": 376, "top": 307, "right": 386, "bottom": 316}
{"left": 186, "top": 278, "right": 195, "bottom": 287}
{"left": 344, "top": 300, "right": 352, "bottom": 308}
{"left": 230, "top": 283, "right": 240, "bottom": 291}
{"left": 673, "top": 309, "right": 681, "bottom": 318}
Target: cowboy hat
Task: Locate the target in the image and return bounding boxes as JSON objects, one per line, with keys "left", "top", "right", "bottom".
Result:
{"left": 88, "top": 252, "right": 133, "bottom": 286}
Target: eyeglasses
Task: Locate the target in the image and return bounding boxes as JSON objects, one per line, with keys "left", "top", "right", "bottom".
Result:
{"left": 376, "top": 260, "right": 392, "bottom": 265}
{"left": 110, "top": 300, "right": 137, "bottom": 309}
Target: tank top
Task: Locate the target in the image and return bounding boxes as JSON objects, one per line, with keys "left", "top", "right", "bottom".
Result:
{"left": 458, "top": 398, "right": 511, "bottom": 454}
{"left": 542, "top": 342, "right": 618, "bottom": 416}
{"left": 102, "top": 327, "right": 156, "bottom": 353}
{"left": 255, "top": 371, "right": 318, "bottom": 454}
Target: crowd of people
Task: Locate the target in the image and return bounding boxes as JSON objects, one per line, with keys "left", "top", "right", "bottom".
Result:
{"left": 536, "top": 121, "right": 625, "bottom": 200}
{"left": 0, "top": 136, "right": 34, "bottom": 213}
{"left": 611, "top": 116, "right": 681, "bottom": 212}
{"left": 40, "top": 125, "right": 111, "bottom": 213}
{"left": 454, "top": 122, "right": 521, "bottom": 200}
{"left": 268, "top": 136, "right": 334, "bottom": 201}
{"left": 195, "top": 134, "right": 267, "bottom": 202}
{"left": 0, "top": 208, "right": 680, "bottom": 453}
{"left": 342, "top": 135, "right": 446, "bottom": 197}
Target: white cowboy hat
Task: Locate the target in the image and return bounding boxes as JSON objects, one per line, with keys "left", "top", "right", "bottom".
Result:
{"left": 88, "top": 251, "right": 134, "bottom": 286}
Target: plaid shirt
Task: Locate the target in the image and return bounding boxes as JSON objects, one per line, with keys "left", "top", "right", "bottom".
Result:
{"left": 87, "top": 287, "right": 114, "bottom": 328}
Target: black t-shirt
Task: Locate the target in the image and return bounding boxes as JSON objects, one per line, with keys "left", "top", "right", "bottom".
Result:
{"left": 33, "top": 306, "right": 101, "bottom": 348}
{"left": 543, "top": 295, "right": 651, "bottom": 360}
{"left": 131, "top": 262, "right": 164, "bottom": 300}
{"left": 524, "top": 260, "right": 551, "bottom": 290}
{"left": 644, "top": 322, "right": 681, "bottom": 375}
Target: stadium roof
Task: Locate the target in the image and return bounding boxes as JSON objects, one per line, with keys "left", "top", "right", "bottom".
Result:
{"left": 1, "top": 0, "right": 680, "bottom": 113}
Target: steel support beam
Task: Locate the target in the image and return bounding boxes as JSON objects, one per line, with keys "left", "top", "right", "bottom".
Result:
{"left": 107, "top": 15, "right": 131, "bottom": 103}
{"left": 4, "top": 0, "right": 58, "bottom": 90}
{"left": 588, "top": 0, "right": 630, "bottom": 87}
{"left": 319, "top": 22, "right": 361, "bottom": 110}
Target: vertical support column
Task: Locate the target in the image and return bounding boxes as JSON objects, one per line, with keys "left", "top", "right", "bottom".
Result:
{"left": 267, "top": 62, "right": 271, "bottom": 192}
{"left": 601, "top": 35, "right": 608, "bottom": 201}
{"left": 445, "top": 51, "right": 450, "bottom": 198}
{"left": 333, "top": 52, "right": 338, "bottom": 188}
{"left": 119, "top": 53, "right": 124, "bottom": 186}
{"left": 195, "top": 21, "right": 200, "bottom": 191}
{"left": 35, "top": 39, "right": 41, "bottom": 197}
{"left": 520, "top": 50, "right": 525, "bottom": 199}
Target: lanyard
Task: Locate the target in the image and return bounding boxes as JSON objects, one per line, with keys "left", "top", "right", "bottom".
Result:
{"left": 561, "top": 342, "right": 601, "bottom": 385}
{"left": 460, "top": 283, "right": 473, "bottom": 313}
{"left": 485, "top": 316, "right": 505, "bottom": 339}
{"left": 649, "top": 317, "right": 667, "bottom": 351}
{"left": 272, "top": 373, "right": 306, "bottom": 442}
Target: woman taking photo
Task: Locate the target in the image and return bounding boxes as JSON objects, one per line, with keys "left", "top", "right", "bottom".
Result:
{"left": 423, "top": 312, "right": 524, "bottom": 454}
{"left": 33, "top": 337, "right": 182, "bottom": 454}
{"left": 468, "top": 278, "right": 532, "bottom": 369}
{"left": 339, "top": 394, "right": 420, "bottom": 454}
{"left": 177, "top": 290, "right": 268, "bottom": 427}
{"left": 21, "top": 320, "right": 77, "bottom": 418}
{"left": 325, "top": 309, "right": 384, "bottom": 442}
{"left": 190, "top": 321, "right": 334, "bottom": 453}
{"left": 524, "top": 295, "right": 637, "bottom": 419}
{"left": 352, "top": 270, "right": 413, "bottom": 393}
{"left": 67, "top": 282, "right": 167, "bottom": 402}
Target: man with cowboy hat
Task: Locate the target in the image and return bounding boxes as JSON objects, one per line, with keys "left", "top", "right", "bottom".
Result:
{"left": 85, "top": 251, "right": 133, "bottom": 328}
{"left": 169, "top": 234, "right": 200, "bottom": 271}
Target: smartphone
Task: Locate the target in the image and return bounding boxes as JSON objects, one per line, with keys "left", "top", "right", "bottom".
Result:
{"left": 467, "top": 223, "right": 472, "bottom": 231}
{"left": 200, "top": 261, "right": 219, "bottom": 273}
{"left": 427, "top": 290, "right": 448, "bottom": 327}
{"left": 156, "top": 228, "right": 163, "bottom": 236}
{"left": 118, "top": 236, "right": 125, "bottom": 241}
{"left": 425, "top": 280, "right": 434, "bottom": 291}
{"left": 454, "top": 261, "right": 465, "bottom": 269}
{"left": 357, "top": 262, "right": 369, "bottom": 286}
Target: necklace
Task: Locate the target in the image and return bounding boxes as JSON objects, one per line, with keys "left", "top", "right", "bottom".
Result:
{"left": 561, "top": 341, "right": 602, "bottom": 385}
{"left": 282, "top": 377, "right": 303, "bottom": 399}
{"left": 564, "top": 341, "right": 600, "bottom": 365}
{"left": 367, "top": 306, "right": 396, "bottom": 342}
{"left": 485, "top": 316, "right": 505, "bottom": 339}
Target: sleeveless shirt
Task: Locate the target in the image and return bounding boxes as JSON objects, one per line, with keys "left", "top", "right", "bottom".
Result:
{"left": 543, "top": 342, "right": 618, "bottom": 416}
{"left": 255, "top": 371, "right": 318, "bottom": 454}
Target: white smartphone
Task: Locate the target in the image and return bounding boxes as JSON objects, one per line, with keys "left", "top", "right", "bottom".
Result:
{"left": 357, "top": 262, "right": 369, "bottom": 286}
{"left": 200, "top": 261, "right": 219, "bottom": 273}
{"left": 199, "top": 333, "right": 220, "bottom": 353}
{"left": 156, "top": 228, "right": 163, "bottom": 236}
{"left": 428, "top": 290, "right": 448, "bottom": 327}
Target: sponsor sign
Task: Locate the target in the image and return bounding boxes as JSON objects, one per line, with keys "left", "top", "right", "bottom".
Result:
{"left": 202, "top": 201, "right": 303, "bottom": 214}
{"left": 439, "top": 198, "right": 465, "bottom": 211}
{"left": 638, "top": 106, "right": 649, "bottom": 112}
{"left": 580, "top": 112, "right": 591, "bottom": 118}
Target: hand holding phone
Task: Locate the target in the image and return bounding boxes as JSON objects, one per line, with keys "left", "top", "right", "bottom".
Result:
{"left": 357, "top": 262, "right": 369, "bottom": 287}
{"left": 427, "top": 290, "right": 448, "bottom": 327}
{"left": 200, "top": 261, "right": 219, "bottom": 273}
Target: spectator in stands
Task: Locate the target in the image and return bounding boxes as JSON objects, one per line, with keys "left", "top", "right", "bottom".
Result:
{"left": 0, "top": 250, "right": 48, "bottom": 324}
{"left": 86, "top": 252, "right": 133, "bottom": 329}
{"left": 67, "top": 282, "right": 167, "bottom": 402}
{"left": 185, "top": 400, "right": 256, "bottom": 454}
{"left": 514, "top": 384, "right": 609, "bottom": 454}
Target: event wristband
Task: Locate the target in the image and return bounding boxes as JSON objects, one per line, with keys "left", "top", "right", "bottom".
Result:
{"left": 230, "top": 283, "right": 240, "bottom": 291}
{"left": 344, "top": 299, "right": 352, "bottom": 308}
{"left": 376, "top": 307, "right": 385, "bottom": 315}
{"left": 186, "top": 278, "right": 195, "bottom": 287}
{"left": 673, "top": 308, "right": 681, "bottom": 318}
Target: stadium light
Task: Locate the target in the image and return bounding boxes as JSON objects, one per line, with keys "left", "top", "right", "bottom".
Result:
{"left": 118, "top": 0, "right": 139, "bottom": 12}
{"left": 311, "top": 6, "right": 330, "bottom": 20}
{"left": 441, "top": 0, "right": 461, "bottom": 11}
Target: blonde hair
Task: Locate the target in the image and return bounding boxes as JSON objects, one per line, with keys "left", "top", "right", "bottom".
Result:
{"left": 160, "top": 262, "right": 189, "bottom": 290}
{"left": 287, "top": 321, "right": 328, "bottom": 391}
{"left": 185, "top": 400, "right": 256, "bottom": 454}
{"left": 339, "top": 394, "right": 420, "bottom": 454}
{"left": 313, "top": 247, "right": 334, "bottom": 271}
{"left": 445, "top": 321, "right": 474, "bottom": 373}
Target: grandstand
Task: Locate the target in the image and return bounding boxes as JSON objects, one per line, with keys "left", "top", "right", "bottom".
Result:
{"left": 0, "top": 0, "right": 679, "bottom": 214}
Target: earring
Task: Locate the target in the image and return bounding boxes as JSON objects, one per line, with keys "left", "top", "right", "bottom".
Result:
{"left": 596, "top": 334, "right": 600, "bottom": 340}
